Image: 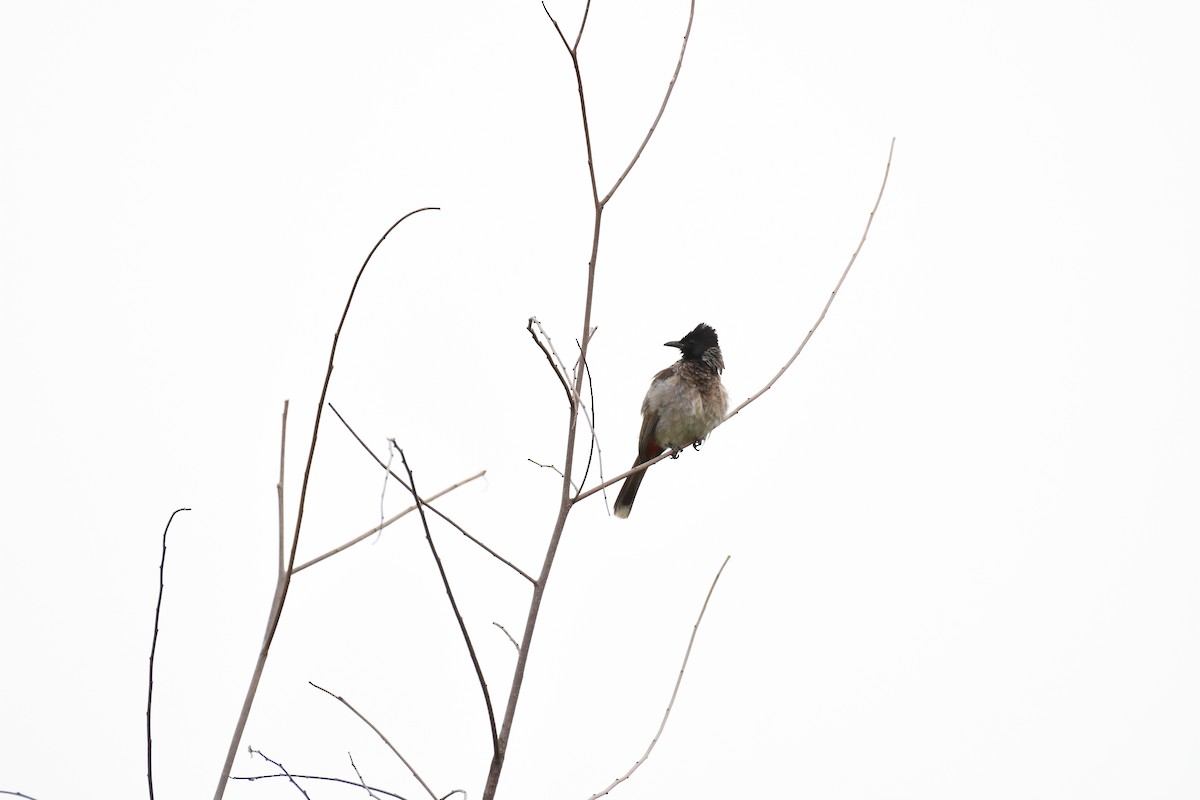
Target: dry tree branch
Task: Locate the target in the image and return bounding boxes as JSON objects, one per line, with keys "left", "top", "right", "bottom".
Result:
{"left": 147, "top": 506, "right": 191, "bottom": 800}
{"left": 727, "top": 137, "right": 896, "bottom": 420}
{"left": 232, "top": 774, "right": 407, "bottom": 799}
{"left": 573, "top": 138, "right": 896, "bottom": 506}
{"left": 601, "top": 0, "right": 696, "bottom": 207}
{"left": 212, "top": 207, "right": 438, "bottom": 800}
{"left": 483, "top": 4, "right": 698, "bottom": 797}
{"left": 0, "top": 792, "right": 42, "bottom": 800}
{"left": 290, "top": 470, "right": 487, "bottom": 574}
{"left": 527, "top": 316, "right": 573, "bottom": 407}
{"left": 327, "top": 403, "right": 531, "bottom": 583}
{"left": 492, "top": 621, "right": 521, "bottom": 653}
{"left": 247, "top": 747, "right": 310, "bottom": 799}
{"left": 311, "top": 682, "right": 439, "bottom": 800}
{"left": 277, "top": 401, "right": 289, "bottom": 577}
{"left": 348, "top": 752, "right": 381, "bottom": 800}
{"left": 529, "top": 318, "right": 607, "bottom": 496}
{"left": 395, "top": 445, "right": 500, "bottom": 759}
{"left": 587, "top": 556, "right": 730, "bottom": 799}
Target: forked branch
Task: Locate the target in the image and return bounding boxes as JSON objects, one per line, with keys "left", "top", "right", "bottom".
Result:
{"left": 212, "top": 207, "right": 438, "bottom": 800}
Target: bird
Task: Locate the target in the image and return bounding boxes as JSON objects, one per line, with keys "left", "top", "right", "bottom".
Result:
{"left": 613, "top": 323, "right": 729, "bottom": 519}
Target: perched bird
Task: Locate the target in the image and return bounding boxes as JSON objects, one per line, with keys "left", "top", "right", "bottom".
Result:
{"left": 613, "top": 323, "right": 729, "bottom": 519}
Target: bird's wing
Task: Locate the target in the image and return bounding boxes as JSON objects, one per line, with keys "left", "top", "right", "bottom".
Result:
{"left": 637, "top": 409, "right": 663, "bottom": 462}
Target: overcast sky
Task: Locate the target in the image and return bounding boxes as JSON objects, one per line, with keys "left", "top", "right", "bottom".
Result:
{"left": 3, "top": 2, "right": 1198, "bottom": 798}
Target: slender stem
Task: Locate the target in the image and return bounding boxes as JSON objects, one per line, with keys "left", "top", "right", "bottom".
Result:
{"left": 726, "top": 138, "right": 895, "bottom": 420}
{"left": 397, "top": 447, "right": 500, "bottom": 758}
{"left": 326, "top": 403, "right": 529, "bottom": 582}
{"left": 147, "top": 507, "right": 191, "bottom": 800}
{"left": 601, "top": 0, "right": 697, "bottom": 207}
{"left": 290, "top": 469, "right": 488, "bottom": 574}
{"left": 212, "top": 207, "right": 438, "bottom": 800}
{"left": 311, "top": 682, "right": 439, "bottom": 800}
{"left": 587, "top": 556, "right": 731, "bottom": 799}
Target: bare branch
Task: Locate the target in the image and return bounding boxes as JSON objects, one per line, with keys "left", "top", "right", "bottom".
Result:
{"left": 395, "top": 446, "right": 500, "bottom": 759}
{"left": 277, "top": 400, "right": 288, "bottom": 577}
{"left": 527, "top": 316, "right": 573, "bottom": 408}
{"left": 231, "top": 773, "right": 408, "bottom": 800}
{"left": 492, "top": 621, "right": 521, "bottom": 653}
{"left": 573, "top": 0, "right": 593, "bottom": 51}
{"left": 726, "top": 138, "right": 895, "bottom": 420}
{"left": 213, "top": 207, "right": 438, "bottom": 800}
{"left": 311, "top": 682, "right": 439, "bottom": 800}
{"left": 147, "top": 506, "right": 190, "bottom": 800}
{"left": 243, "top": 748, "right": 307, "bottom": 796}
{"left": 601, "top": 0, "right": 697, "bottom": 207}
{"left": 348, "top": 752, "right": 382, "bottom": 800}
{"left": 587, "top": 556, "right": 731, "bottom": 799}
{"left": 327, "top": 403, "right": 532, "bottom": 583}
{"left": 291, "top": 470, "right": 487, "bottom": 574}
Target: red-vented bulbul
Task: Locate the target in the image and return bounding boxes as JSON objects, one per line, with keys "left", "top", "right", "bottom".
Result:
{"left": 613, "top": 323, "right": 729, "bottom": 518}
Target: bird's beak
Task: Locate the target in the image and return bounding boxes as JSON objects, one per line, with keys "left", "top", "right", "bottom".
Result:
{"left": 664, "top": 340, "right": 683, "bottom": 349}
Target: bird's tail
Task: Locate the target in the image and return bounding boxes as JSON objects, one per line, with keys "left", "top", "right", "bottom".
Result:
{"left": 613, "top": 465, "right": 647, "bottom": 519}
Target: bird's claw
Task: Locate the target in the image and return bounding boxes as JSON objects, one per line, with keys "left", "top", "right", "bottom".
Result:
{"left": 692, "top": 439, "right": 704, "bottom": 451}
{"left": 669, "top": 446, "right": 682, "bottom": 460}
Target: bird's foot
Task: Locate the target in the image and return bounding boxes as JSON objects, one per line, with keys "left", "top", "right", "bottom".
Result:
{"left": 669, "top": 446, "right": 683, "bottom": 460}
{"left": 692, "top": 438, "right": 705, "bottom": 451}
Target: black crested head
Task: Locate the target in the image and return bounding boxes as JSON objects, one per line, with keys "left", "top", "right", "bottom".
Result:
{"left": 665, "top": 323, "right": 721, "bottom": 363}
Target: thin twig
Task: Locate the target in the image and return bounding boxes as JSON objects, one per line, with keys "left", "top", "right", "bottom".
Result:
{"left": 147, "top": 506, "right": 190, "bottom": 800}
{"left": 231, "top": 774, "right": 408, "bottom": 800}
{"left": 575, "top": 338, "right": 604, "bottom": 497}
{"left": 492, "top": 621, "right": 521, "bottom": 653}
{"left": 726, "top": 138, "right": 895, "bottom": 420}
{"left": 601, "top": 0, "right": 696, "bottom": 207}
{"left": 531, "top": 319, "right": 606, "bottom": 488}
{"left": 527, "top": 458, "right": 580, "bottom": 494}
{"left": 395, "top": 446, "right": 500, "bottom": 758}
{"left": 247, "top": 747, "right": 310, "bottom": 799}
{"left": 379, "top": 443, "right": 397, "bottom": 541}
{"left": 310, "top": 682, "right": 438, "bottom": 800}
{"left": 291, "top": 470, "right": 487, "bottom": 574}
{"left": 527, "top": 317, "right": 573, "bottom": 408}
{"left": 0, "top": 792, "right": 41, "bottom": 800}
{"left": 278, "top": 401, "right": 288, "bottom": 578}
{"left": 573, "top": 0, "right": 592, "bottom": 52}
{"left": 587, "top": 556, "right": 731, "bottom": 799}
{"left": 349, "top": 752, "right": 382, "bottom": 800}
{"left": 213, "top": 207, "right": 438, "bottom": 800}
{"left": 327, "top": 402, "right": 531, "bottom": 583}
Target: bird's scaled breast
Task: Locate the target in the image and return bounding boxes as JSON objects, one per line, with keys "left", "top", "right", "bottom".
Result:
{"left": 644, "top": 371, "right": 728, "bottom": 449}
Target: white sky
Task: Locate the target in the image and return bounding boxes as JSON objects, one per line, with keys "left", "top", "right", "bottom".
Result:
{"left": 3, "top": 1, "right": 1198, "bottom": 798}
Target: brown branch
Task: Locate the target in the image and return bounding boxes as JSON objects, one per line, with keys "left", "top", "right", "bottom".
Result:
{"left": 147, "top": 507, "right": 191, "bottom": 800}
{"left": 485, "top": 3, "right": 702, "bottom": 795}
{"left": 247, "top": 747, "right": 310, "bottom": 799}
{"left": 291, "top": 469, "right": 487, "bottom": 574}
{"left": 212, "top": 207, "right": 438, "bottom": 800}
{"left": 277, "top": 400, "right": 288, "bottom": 577}
{"left": 311, "top": 682, "right": 438, "bottom": 800}
{"left": 601, "top": 0, "right": 696, "bottom": 207}
{"left": 396, "top": 446, "right": 500, "bottom": 759}
{"left": 327, "top": 403, "right": 531, "bottom": 583}
{"left": 492, "top": 621, "right": 521, "bottom": 653}
{"left": 587, "top": 556, "right": 730, "bottom": 799}
{"left": 348, "top": 752, "right": 382, "bottom": 800}
{"left": 726, "top": 138, "right": 895, "bottom": 420}
{"left": 232, "top": 773, "right": 407, "bottom": 800}
{"left": 527, "top": 316, "right": 572, "bottom": 408}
